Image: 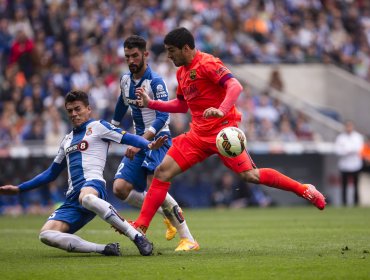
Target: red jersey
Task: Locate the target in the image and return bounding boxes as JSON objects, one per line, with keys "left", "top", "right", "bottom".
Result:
{"left": 176, "top": 51, "right": 241, "bottom": 135}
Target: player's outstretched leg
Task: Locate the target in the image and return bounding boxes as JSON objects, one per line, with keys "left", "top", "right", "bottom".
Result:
{"left": 81, "top": 194, "right": 153, "bottom": 256}
{"left": 39, "top": 230, "right": 121, "bottom": 256}
{"left": 257, "top": 168, "right": 326, "bottom": 210}
{"left": 301, "top": 184, "right": 326, "bottom": 210}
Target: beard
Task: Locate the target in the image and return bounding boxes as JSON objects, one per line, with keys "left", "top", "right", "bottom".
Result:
{"left": 129, "top": 59, "right": 144, "bottom": 74}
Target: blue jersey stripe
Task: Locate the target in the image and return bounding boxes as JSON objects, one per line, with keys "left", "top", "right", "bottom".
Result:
{"left": 131, "top": 107, "right": 145, "bottom": 135}
{"left": 69, "top": 127, "right": 86, "bottom": 189}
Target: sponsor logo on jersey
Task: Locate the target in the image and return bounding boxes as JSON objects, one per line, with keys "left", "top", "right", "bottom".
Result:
{"left": 190, "top": 69, "right": 196, "bottom": 80}
{"left": 126, "top": 98, "right": 138, "bottom": 106}
{"left": 66, "top": 140, "right": 89, "bottom": 155}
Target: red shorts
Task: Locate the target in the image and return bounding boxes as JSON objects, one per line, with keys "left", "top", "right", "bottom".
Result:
{"left": 167, "top": 126, "right": 256, "bottom": 173}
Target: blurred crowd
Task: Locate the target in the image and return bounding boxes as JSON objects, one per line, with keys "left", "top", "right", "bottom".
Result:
{"left": 1, "top": 0, "right": 369, "bottom": 151}
{"left": 1, "top": 0, "right": 370, "bottom": 213}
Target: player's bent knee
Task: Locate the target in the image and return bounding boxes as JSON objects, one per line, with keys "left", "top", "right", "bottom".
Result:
{"left": 240, "top": 169, "right": 260, "bottom": 184}
{"left": 81, "top": 193, "right": 96, "bottom": 209}
{"left": 154, "top": 164, "right": 173, "bottom": 182}
{"left": 113, "top": 180, "right": 132, "bottom": 200}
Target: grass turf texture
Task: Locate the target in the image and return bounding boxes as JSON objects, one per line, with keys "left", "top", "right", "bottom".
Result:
{"left": 0, "top": 207, "right": 369, "bottom": 280}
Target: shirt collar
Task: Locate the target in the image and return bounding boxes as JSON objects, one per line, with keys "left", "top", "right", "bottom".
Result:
{"left": 130, "top": 65, "right": 151, "bottom": 85}
{"left": 185, "top": 50, "right": 201, "bottom": 70}
{"left": 73, "top": 118, "right": 94, "bottom": 133}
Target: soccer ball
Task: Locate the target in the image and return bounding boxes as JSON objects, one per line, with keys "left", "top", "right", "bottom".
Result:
{"left": 216, "top": 127, "right": 247, "bottom": 157}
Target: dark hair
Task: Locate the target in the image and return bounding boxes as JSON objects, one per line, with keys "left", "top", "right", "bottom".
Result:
{"left": 124, "top": 35, "right": 147, "bottom": 51}
{"left": 164, "top": 27, "right": 195, "bottom": 49}
{"left": 65, "top": 90, "right": 89, "bottom": 106}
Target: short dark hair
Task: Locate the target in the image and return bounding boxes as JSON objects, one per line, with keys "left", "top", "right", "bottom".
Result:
{"left": 124, "top": 35, "right": 147, "bottom": 51}
{"left": 65, "top": 90, "right": 89, "bottom": 107}
{"left": 164, "top": 27, "right": 195, "bottom": 49}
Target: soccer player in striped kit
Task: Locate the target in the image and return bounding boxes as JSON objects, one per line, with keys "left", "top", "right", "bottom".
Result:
{"left": 111, "top": 35, "right": 198, "bottom": 251}
{"left": 0, "top": 90, "right": 167, "bottom": 256}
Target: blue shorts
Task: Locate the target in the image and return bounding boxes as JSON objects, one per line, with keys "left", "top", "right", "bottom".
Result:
{"left": 47, "top": 180, "right": 107, "bottom": 234}
{"left": 114, "top": 137, "right": 172, "bottom": 192}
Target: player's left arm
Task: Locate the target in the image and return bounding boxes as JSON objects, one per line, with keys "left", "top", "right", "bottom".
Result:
{"left": 202, "top": 60, "right": 243, "bottom": 118}
{"left": 203, "top": 77, "right": 243, "bottom": 118}
{"left": 98, "top": 120, "right": 167, "bottom": 150}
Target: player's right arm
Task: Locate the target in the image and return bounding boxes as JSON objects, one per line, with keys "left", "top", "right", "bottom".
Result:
{"left": 0, "top": 159, "right": 66, "bottom": 195}
{"left": 2, "top": 161, "right": 66, "bottom": 194}
{"left": 136, "top": 87, "right": 188, "bottom": 113}
{"left": 0, "top": 137, "right": 68, "bottom": 195}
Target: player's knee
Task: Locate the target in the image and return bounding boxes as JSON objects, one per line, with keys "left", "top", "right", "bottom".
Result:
{"left": 240, "top": 169, "right": 260, "bottom": 184}
{"left": 39, "top": 230, "right": 57, "bottom": 245}
{"left": 113, "top": 179, "right": 132, "bottom": 200}
{"left": 81, "top": 193, "right": 96, "bottom": 208}
{"left": 154, "top": 164, "right": 172, "bottom": 181}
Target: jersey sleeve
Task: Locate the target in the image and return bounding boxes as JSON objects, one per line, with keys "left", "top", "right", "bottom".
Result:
{"left": 98, "top": 120, "right": 126, "bottom": 143}
{"left": 98, "top": 120, "right": 150, "bottom": 149}
{"left": 112, "top": 76, "right": 130, "bottom": 126}
{"left": 202, "top": 57, "right": 234, "bottom": 87}
{"left": 18, "top": 137, "right": 67, "bottom": 192}
{"left": 149, "top": 78, "right": 170, "bottom": 134}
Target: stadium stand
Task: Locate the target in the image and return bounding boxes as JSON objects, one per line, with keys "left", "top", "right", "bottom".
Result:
{"left": 1, "top": 0, "right": 369, "bottom": 213}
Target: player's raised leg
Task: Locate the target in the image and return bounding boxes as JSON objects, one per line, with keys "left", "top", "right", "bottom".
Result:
{"left": 239, "top": 166, "right": 326, "bottom": 210}
{"left": 258, "top": 168, "right": 325, "bottom": 209}
{"left": 80, "top": 187, "right": 153, "bottom": 256}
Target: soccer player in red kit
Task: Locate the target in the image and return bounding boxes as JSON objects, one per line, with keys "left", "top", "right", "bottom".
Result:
{"left": 134, "top": 27, "right": 326, "bottom": 250}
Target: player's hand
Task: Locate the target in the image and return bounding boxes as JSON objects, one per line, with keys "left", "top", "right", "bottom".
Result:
{"left": 125, "top": 145, "right": 141, "bottom": 160}
{"left": 148, "top": 135, "right": 168, "bottom": 150}
{"left": 0, "top": 185, "right": 20, "bottom": 195}
{"left": 135, "top": 87, "right": 151, "bottom": 108}
{"left": 203, "top": 107, "right": 224, "bottom": 118}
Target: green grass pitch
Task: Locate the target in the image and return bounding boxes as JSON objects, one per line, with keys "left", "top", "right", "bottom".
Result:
{"left": 0, "top": 207, "right": 369, "bottom": 280}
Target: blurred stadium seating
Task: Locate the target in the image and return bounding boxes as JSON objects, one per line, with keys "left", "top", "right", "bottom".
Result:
{"left": 1, "top": 0, "right": 370, "bottom": 213}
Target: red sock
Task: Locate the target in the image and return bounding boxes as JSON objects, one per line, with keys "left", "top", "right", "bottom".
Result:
{"left": 259, "top": 168, "right": 306, "bottom": 196}
{"left": 136, "top": 178, "right": 170, "bottom": 228}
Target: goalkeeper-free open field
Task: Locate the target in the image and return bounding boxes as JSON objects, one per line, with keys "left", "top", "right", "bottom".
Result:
{"left": 0, "top": 207, "right": 369, "bottom": 280}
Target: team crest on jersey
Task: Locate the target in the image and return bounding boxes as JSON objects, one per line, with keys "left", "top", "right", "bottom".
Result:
{"left": 85, "top": 127, "right": 92, "bottom": 136}
{"left": 190, "top": 69, "right": 196, "bottom": 80}
{"left": 156, "top": 84, "right": 167, "bottom": 98}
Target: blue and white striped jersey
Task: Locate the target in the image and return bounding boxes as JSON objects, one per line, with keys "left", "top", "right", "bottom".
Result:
{"left": 56, "top": 119, "right": 125, "bottom": 197}
{"left": 18, "top": 119, "right": 150, "bottom": 198}
{"left": 112, "top": 66, "right": 170, "bottom": 136}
